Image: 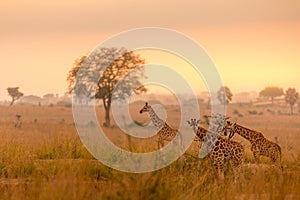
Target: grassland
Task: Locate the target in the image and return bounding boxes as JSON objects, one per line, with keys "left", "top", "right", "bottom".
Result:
{"left": 0, "top": 103, "right": 299, "bottom": 199}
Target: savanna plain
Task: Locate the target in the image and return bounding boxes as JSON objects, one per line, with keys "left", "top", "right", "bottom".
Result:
{"left": 0, "top": 101, "right": 299, "bottom": 200}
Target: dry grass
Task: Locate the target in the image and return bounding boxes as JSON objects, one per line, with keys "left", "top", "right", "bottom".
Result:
{"left": 0, "top": 104, "right": 299, "bottom": 199}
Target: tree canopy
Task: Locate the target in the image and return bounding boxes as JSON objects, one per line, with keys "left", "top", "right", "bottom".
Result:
{"left": 217, "top": 86, "right": 232, "bottom": 105}
{"left": 259, "top": 86, "right": 283, "bottom": 104}
{"left": 7, "top": 87, "right": 23, "bottom": 106}
{"left": 67, "top": 47, "right": 147, "bottom": 127}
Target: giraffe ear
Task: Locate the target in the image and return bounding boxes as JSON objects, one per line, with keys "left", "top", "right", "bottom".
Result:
{"left": 187, "top": 120, "right": 191, "bottom": 125}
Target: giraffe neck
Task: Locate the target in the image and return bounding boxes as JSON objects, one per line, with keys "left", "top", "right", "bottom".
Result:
{"left": 234, "top": 124, "right": 263, "bottom": 143}
{"left": 148, "top": 108, "right": 165, "bottom": 129}
{"left": 197, "top": 127, "right": 207, "bottom": 141}
{"left": 195, "top": 126, "right": 219, "bottom": 142}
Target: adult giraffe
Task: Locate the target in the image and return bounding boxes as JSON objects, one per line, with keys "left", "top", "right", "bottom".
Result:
{"left": 139, "top": 102, "right": 184, "bottom": 152}
{"left": 188, "top": 119, "right": 245, "bottom": 181}
{"left": 227, "top": 121, "right": 282, "bottom": 170}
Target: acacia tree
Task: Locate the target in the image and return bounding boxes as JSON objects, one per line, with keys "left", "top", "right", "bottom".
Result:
{"left": 285, "top": 88, "right": 299, "bottom": 115}
{"left": 217, "top": 86, "right": 232, "bottom": 105}
{"left": 67, "top": 47, "right": 147, "bottom": 127}
{"left": 7, "top": 87, "right": 24, "bottom": 106}
{"left": 259, "top": 86, "right": 283, "bottom": 105}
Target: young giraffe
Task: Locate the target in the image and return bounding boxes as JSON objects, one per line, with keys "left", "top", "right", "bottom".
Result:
{"left": 139, "top": 102, "right": 184, "bottom": 152}
{"left": 187, "top": 119, "right": 245, "bottom": 181}
{"left": 227, "top": 122, "right": 282, "bottom": 169}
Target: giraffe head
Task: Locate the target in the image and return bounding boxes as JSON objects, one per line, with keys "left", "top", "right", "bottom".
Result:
{"left": 226, "top": 121, "right": 237, "bottom": 139}
{"left": 139, "top": 102, "right": 151, "bottom": 114}
{"left": 187, "top": 119, "right": 206, "bottom": 141}
{"left": 187, "top": 118, "right": 200, "bottom": 132}
{"left": 187, "top": 118, "right": 200, "bottom": 128}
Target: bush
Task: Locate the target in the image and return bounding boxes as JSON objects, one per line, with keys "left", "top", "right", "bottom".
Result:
{"left": 233, "top": 109, "right": 239, "bottom": 115}
{"left": 248, "top": 110, "right": 257, "bottom": 115}
{"left": 248, "top": 110, "right": 263, "bottom": 115}
{"left": 233, "top": 109, "right": 243, "bottom": 117}
{"left": 266, "top": 109, "right": 275, "bottom": 115}
{"left": 56, "top": 101, "right": 72, "bottom": 107}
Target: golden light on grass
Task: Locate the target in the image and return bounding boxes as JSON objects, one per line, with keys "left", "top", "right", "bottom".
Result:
{"left": 0, "top": 104, "right": 299, "bottom": 199}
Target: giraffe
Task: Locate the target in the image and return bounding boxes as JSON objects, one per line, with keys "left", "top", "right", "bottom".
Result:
{"left": 187, "top": 119, "right": 245, "bottom": 181}
{"left": 227, "top": 122, "right": 282, "bottom": 169}
{"left": 139, "top": 102, "right": 184, "bottom": 152}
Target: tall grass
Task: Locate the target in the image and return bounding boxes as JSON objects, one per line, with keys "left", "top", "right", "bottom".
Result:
{"left": 0, "top": 105, "right": 299, "bottom": 199}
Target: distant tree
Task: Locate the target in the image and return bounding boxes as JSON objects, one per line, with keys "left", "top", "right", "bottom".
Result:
{"left": 217, "top": 86, "right": 232, "bottom": 104}
{"left": 43, "top": 93, "right": 56, "bottom": 105}
{"left": 43, "top": 93, "right": 55, "bottom": 99}
{"left": 21, "top": 95, "right": 42, "bottom": 105}
{"left": 67, "top": 47, "right": 147, "bottom": 127}
{"left": 7, "top": 87, "right": 24, "bottom": 106}
{"left": 285, "top": 88, "right": 299, "bottom": 115}
{"left": 259, "top": 86, "right": 284, "bottom": 105}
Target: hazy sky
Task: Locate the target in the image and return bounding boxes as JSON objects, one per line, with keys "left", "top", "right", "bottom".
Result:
{"left": 1, "top": 0, "right": 299, "bottom": 100}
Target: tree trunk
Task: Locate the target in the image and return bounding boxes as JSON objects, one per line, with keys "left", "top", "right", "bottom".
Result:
{"left": 105, "top": 106, "right": 110, "bottom": 127}
{"left": 271, "top": 96, "right": 274, "bottom": 105}
{"left": 102, "top": 97, "right": 111, "bottom": 127}
{"left": 290, "top": 104, "right": 294, "bottom": 115}
{"left": 10, "top": 98, "right": 15, "bottom": 106}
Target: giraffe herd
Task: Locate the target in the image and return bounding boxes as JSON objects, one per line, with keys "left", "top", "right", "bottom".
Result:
{"left": 139, "top": 102, "right": 283, "bottom": 181}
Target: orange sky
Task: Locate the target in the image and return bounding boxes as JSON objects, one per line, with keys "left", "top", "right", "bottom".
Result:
{"left": 0, "top": 0, "right": 299, "bottom": 100}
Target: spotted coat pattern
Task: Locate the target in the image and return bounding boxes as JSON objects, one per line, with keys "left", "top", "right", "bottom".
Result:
{"left": 228, "top": 122, "right": 282, "bottom": 168}
{"left": 188, "top": 119, "right": 245, "bottom": 180}
{"left": 139, "top": 102, "right": 182, "bottom": 150}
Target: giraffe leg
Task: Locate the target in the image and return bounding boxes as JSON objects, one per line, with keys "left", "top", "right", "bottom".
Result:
{"left": 231, "top": 145, "right": 245, "bottom": 182}
{"left": 212, "top": 159, "right": 224, "bottom": 182}
{"left": 178, "top": 137, "right": 188, "bottom": 168}
{"left": 158, "top": 139, "right": 167, "bottom": 163}
{"left": 232, "top": 158, "right": 243, "bottom": 183}
{"left": 271, "top": 151, "right": 283, "bottom": 171}
{"left": 229, "top": 159, "right": 236, "bottom": 180}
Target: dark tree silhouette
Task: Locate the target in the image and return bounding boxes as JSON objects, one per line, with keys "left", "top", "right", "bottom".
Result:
{"left": 285, "top": 88, "right": 299, "bottom": 115}
{"left": 7, "top": 87, "right": 24, "bottom": 106}
{"left": 217, "top": 86, "right": 232, "bottom": 105}
{"left": 67, "top": 47, "right": 147, "bottom": 127}
{"left": 259, "top": 86, "right": 283, "bottom": 105}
